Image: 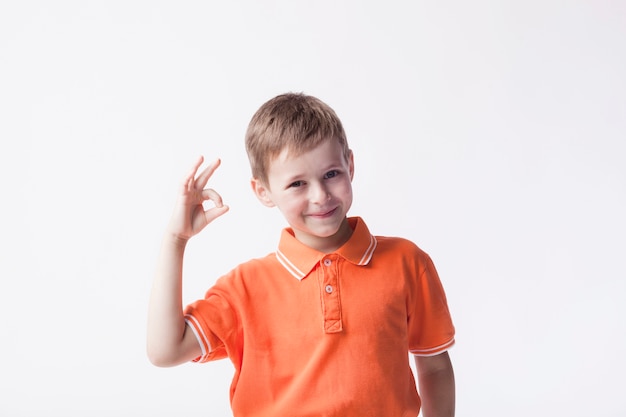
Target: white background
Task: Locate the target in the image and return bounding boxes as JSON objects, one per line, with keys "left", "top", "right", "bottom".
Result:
{"left": 1, "top": 1, "right": 625, "bottom": 416}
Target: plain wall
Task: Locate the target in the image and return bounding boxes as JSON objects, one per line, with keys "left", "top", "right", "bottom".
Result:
{"left": 1, "top": 1, "right": 625, "bottom": 416}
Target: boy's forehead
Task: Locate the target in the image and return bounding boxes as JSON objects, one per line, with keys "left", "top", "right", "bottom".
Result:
{"left": 271, "top": 138, "right": 345, "bottom": 166}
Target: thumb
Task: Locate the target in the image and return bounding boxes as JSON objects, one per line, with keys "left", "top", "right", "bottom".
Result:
{"left": 204, "top": 204, "right": 230, "bottom": 223}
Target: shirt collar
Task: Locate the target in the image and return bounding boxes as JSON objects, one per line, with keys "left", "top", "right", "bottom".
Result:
{"left": 276, "top": 217, "right": 378, "bottom": 280}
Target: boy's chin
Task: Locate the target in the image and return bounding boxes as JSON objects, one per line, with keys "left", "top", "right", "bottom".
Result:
{"left": 307, "top": 220, "right": 352, "bottom": 239}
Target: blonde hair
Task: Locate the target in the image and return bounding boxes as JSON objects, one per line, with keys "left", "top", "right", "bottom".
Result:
{"left": 245, "top": 93, "right": 350, "bottom": 184}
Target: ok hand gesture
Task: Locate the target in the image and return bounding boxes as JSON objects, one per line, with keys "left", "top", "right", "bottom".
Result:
{"left": 167, "top": 156, "right": 229, "bottom": 241}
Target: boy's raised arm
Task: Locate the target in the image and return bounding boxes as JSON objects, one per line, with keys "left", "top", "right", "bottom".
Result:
{"left": 147, "top": 156, "right": 229, "bottom": 367}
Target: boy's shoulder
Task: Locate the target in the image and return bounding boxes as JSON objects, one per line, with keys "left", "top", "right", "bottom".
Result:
{"left": 214, "top": 251, "right": 282, "bottom": 284}
{"left": 231, "top": 251, "right": 281, "bottom": 275}
{"left": 374, "top": 234, "right": 429, "bottom": 257}
{"left": 207, "top": 252, "right": 281, "bottom": 297}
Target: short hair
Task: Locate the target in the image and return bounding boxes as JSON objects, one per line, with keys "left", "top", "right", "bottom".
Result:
{"left": 245, "top": 92, "right": 351, "bottom": 185}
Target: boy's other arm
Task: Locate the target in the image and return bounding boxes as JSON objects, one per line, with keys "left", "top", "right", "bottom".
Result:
{"left": 414, "top": 351, "right": 455, "bottom": 417}
{"left": 147, "top": 157, "right": 229, "bottom": 367}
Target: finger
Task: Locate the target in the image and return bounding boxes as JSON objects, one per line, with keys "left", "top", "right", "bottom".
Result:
{"left": 201, "top": 188, "right": 225, "bottom": 208}
{"left": 195, "top": 158, "right": 221, "bottom": 191}
{"left": 203, "top": 204, "right": 230, "bottom": 224}
{"left": 181, "top": 156, "right": 205, "bottom": 193}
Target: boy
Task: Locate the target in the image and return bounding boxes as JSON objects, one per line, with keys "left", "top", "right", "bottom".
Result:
{"left": 147, "top": 93, "right": 456, "bottom": 417}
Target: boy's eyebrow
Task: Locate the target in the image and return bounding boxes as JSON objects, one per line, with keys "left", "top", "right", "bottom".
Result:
{"left": 283, "top": 173, "right": 304, "bottom": 184}
{"left": 310, "top": 159, "right": 347, "bottom": 173}
{"left": 319, "top": 161, "right": 347, "bottom": 172}
{"left": 280, "top": 163, "right": 341, "bottom": 181}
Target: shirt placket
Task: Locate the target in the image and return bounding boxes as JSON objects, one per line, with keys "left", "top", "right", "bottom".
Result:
{"left": 319, "top": 255, "right": 343, "bottom": 333}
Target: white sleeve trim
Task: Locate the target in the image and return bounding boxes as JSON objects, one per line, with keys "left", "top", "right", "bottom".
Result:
{"left": 184, "top": 314, "right": 211, "bottom": 362}
{"left": 410, "top": 338, "right": 455, "bottom": 357}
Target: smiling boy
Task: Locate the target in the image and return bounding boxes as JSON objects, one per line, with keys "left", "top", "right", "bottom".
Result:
{"left": 147, "top": 93, "right": 456, "bottom": 416}
{"left": 252, "top": 138, "right": 354, "bottom": 253}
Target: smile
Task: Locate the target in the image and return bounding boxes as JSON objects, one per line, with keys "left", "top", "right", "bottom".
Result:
{"left": 308, "top": 208, "right": 337, "bottom": 218}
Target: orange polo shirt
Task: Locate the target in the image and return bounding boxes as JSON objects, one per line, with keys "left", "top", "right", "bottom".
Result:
{"left": 184, "top": 217, "right": 455, "bottom": 417}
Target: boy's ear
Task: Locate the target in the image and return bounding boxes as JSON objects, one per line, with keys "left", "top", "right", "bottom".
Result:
{"left": 251, "top": 178, "right": 275, "bottom": 207}
{"left": 348, "top": 150, "right": 355, "bottom": 181}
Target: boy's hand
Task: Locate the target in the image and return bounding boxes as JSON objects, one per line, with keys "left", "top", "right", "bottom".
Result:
{"left": 167, "top": 156, "right": 229, "bottom": 241}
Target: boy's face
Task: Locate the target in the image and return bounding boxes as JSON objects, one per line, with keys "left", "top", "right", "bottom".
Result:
{"left": 252, "top": 139, "right": 354, "bottom": 253}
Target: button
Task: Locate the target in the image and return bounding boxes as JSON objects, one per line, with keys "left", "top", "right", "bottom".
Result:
{"left": 323, "top": 259, "right": 332, "bottom": 266}
{"left": 325, "top": 285, "right": 333, "bottom": 294}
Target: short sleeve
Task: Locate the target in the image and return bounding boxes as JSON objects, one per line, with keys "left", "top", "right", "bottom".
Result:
{"left": 184, "top": 290, "right": 238, "bottom": 363}
{"left": 407, "top": 253, "right": 455, "bottom": 356}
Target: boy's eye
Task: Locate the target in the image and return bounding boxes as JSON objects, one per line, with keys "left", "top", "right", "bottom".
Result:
{"left": 289, "top": 180, "right": 303, "bottom": 188}
{"left": 324, "top": 170, "right": 339, "bottom": 179}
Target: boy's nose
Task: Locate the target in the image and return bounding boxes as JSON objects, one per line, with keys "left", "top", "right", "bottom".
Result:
{"left": 309, "top": 183, "right": 330, "bottom": 204}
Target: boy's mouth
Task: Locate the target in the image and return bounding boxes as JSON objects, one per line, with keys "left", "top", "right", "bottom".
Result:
{"left": 308, "top": 207, "right": 337, "bottom": 218}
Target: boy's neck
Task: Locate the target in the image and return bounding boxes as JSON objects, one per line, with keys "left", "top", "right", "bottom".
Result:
{"left": 294, "top": 217, "right": 354, "bottom": 254}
